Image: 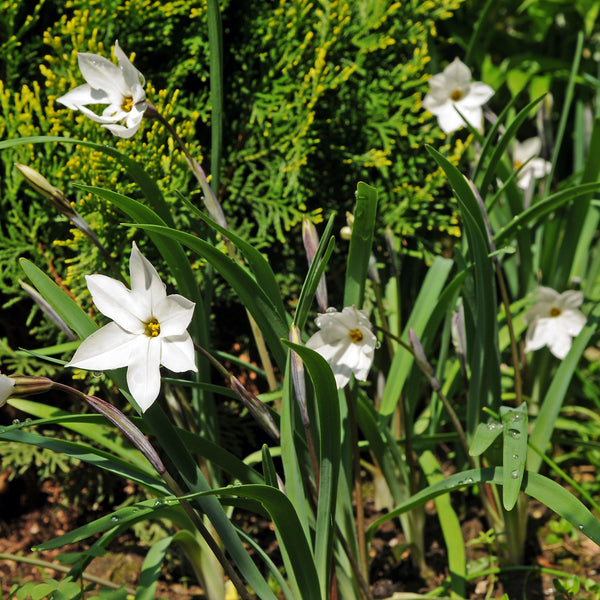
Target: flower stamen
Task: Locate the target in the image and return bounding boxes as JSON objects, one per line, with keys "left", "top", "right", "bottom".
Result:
{"left": 144, "top": 318, "right": 161, "bottom": 337}
{"left": 549, "top": 307, "right": 561, "bottom": 317}
{"left": 450, "top": 89, "right": 463, "bottom": 101}
{"left": 349, "top": 328, "right": 363, "bottom": 343}
{"left": 122, "top": 96, "right": 134, "bottom": 112}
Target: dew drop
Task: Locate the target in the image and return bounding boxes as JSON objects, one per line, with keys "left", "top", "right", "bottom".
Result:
{"left": 12, "top": 419, "right": 20, "bottom": 425}
{"left": 132, "top": 508, "right": 139, "bottom": 513}
{"left": 511, "top": 470, "right": 520, "bottom": 479}
{"left": 578, "top": 524, "right": 584, "bottom": 530}
{"left": 110, "top": 516, "right": 119, "bottom": 522}
{"left": 487, "top": 421, "right": 502, "bottom": 431}
{"left": 463, "top": 477, "right": 473, "bottom": 484}
{"left": 512, "top": 454, "right": 519, "bottom": 460}
{"left": 154, "top": 500, "right": 163, "bottom": 507}
{"left": 326, "top": 307, "right": 337, "bottom": 313}
{"left": 25, "top": 418, "right": 32, "bottom": 423}
{"left": 507, "top": 429, "right": 521, "bottom": 439}
{"left": 375, "top": 340, "right": 382, "bottom": 349}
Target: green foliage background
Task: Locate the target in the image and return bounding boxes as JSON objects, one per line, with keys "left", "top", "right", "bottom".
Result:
{"left": 0, "top": 0, "right": 466, "bottom": 368}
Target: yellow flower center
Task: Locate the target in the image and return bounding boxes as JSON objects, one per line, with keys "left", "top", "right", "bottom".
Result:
{"left": 549, "top": 307, "right": 561, "bottom": 317}
{"left": 144, "top": 318, "right": 161, "bottom": 337}
{"left": 122, "top": 96, "right": 134, "bottom": 112}
{"left": 349, "top": 328, "right": 363, "bottom": 343}
{"left": 450, "top": 89, "right": 463, "bottom": 101}
{"left": 514, "top": 161, "right": 523, "bottom": 169}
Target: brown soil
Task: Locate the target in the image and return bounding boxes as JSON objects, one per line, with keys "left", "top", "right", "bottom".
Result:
{"left": 2, "top": 469, "right": 600, "bottom": 600}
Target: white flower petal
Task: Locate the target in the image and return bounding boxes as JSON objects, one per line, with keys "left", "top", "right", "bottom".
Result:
{"left": 559, "top": 290, "right": 583, "bottom": 310}
{"left": 77, "top": 51, "right": 125, "bottom": 94}
{"left": 114, "top": 40, "right": 146, "bottom": 92}
{"left": 127, "top": 337, "right": 162, "bottom": 411}
{"left": 453, "top": 104, "right": 484, "bottom": 130}
{"left": 160, "top": 333, "right": 197, "bottom": 373}
{"left": 459, "top": 82, "right": 494, "bottom": 108}
{"left": 56, "top": 84, "right": 111, "bottom": 109}
{"left": 85, "top": 274, "right": 146, "bottom": 333}
{"left": 129, "top": 242, "right": 167, "bottom": 307}
{"left": 444, "top": 58, "right": 473, "bottom": 87}
{"left": 76, "top": 104, "right": 123, "bottom": 124}
{"left": 514, "top": 137, "right": 542, "bottom": 163}
{"left": 547, "top": 330, "right": 574, "bottom": 360}
{"left": 103, "top": 122, "right": 142, "bottom": 138}
{"left": 561, "top": 310, "right": 586, "bottom": 336}
{"left": 155, "top": 294, "right": 195, "bottom": 337}
{"left": 436, "top": 105, "right": 469, "bottom": 134}
{"left": 67, "top": 322, "right": 139, "bottom": 370}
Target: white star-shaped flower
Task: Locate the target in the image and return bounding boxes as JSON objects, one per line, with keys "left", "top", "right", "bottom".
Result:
{"left": 524, "top": 287, "right": 586, "bottom": 359}
{"left": 67, "top": 243, "right": 197, "bottom": 411}
{"left": 422, "top": 57, "right": 494, "bottom": 134}
{"left": 57, "top": 40, "right": 147, "bottom": 138}
{"left": 512, "top": 137, "right": 551, "bottom": 191}
{"left": 306, "top": 306, "right": 377, "bottom": 389}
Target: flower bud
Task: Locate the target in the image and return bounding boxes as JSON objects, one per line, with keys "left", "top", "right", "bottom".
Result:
{"left": 0, "top": 373, "right": 55, "bottom": 406}
{"left": 408, "top": 328, "right": 440, "bottom": 391}
{"left": 289, "top": 325, "right": 309, "bottom": 428}
{"left": 15, "top": 163, "right": 75, "bottom": 218}
{"left": 302, "top": 217, "right": 328, "bottom": 313}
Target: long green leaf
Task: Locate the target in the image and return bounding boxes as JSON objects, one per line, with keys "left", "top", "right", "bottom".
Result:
{"left": 344, "top": 182, "right": 378, "bottom": 307}
{"left": 493, "top": 182, "right": 600, "bottom": 248}
{"left": 477, "top": 94, "right": 546, "bottom": 198}
{"left": 20, "top": 259, "right": 97, "bottom": 338}
{"left": 35, "top": 499, "right": 187, "bottom": 551}
{"left": 427, "top": 145, "right": 501, "bottom": 434}
{"left": 283, "top": 341, "right": 340, "bottom": 597}
{"left": 419, "top": 451, "right": 466, "bottom": 598}
{"left": 366, "top": 467, "right": 600, "bottom": 548}
{"left": 181, "top": 198, "right": 287, "bottom": 323}
{"left": 380, "top": 256, "right": 453, "bottom": 416}
{"left": 501, "top": 403, "right": 528, "bottom": 510}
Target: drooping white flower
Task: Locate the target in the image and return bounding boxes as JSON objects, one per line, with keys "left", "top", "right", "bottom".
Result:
{"left": 512, "top": 137, "right": 551, "bottom": 190}
{"left": 57, "top": 40, "right": 147, "bottom": 138}
{"left": 422, "top": 57, "right": 494, "bottom": 134}
{"left": 306, "top": 306, "right": 377, "bottom": 389}
{"left": 0, "top": 374, "right": 15, "bottom": 407}
{"left": 67, "top": 243, "right": 197, "bottom": 411}
{"left": 524, "top": 287, "right": 586, "bottom": 359}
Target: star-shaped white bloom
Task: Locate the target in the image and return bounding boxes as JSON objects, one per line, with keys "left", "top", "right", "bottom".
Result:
{"left": 67, "top": 243, "right": 197, "bottom": 411}
{"left": 524, "top": 287, "right": 586, "bottom": 359}
{"left": 0, "top": 374, "right": 15, "bottom": 407}
{"left": 57, "top": 40, "right": 147, "bottom": 138}
{"left": 512, "top": 137, "right": 551, "bottom": 190}
{"left": 422, "top": 57, "right": 494, "bottom": 134}
{"left": 306, "top": 306, "right": 377, "bottom": 389}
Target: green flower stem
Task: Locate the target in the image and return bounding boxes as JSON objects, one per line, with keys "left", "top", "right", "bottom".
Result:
{"left": 345, "top": 388, "right": 368, "bottom": 582}
{"left": 377, "top": 326, "right": 473, "bottom": 467}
